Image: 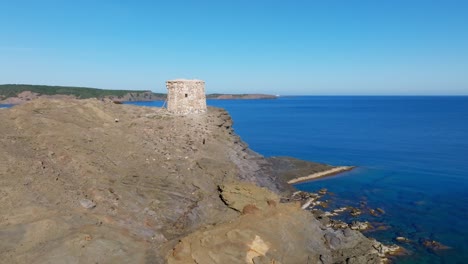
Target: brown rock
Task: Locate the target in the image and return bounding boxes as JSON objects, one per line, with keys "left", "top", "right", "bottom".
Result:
{"left": 396, "top": 237, "right": 411, "bottom": 243}
{"left": 376, "top": 208, "right": 386, "bottom": 214}
{"left": 167, "top": 202, "right": 381, "bottom": 264}
{"left": 219, "top": 182, "right": 280, "bottom": 212}
{"left": 242, "top": 204, "right": 260, "bottom": 215}
{"left": 350, "top": 208, "right": 362, "bottom": 217}
{"left": 421, "top": 239, "right": 451, "bottom": 250}
{"left": 266, "top": 199, "right": 277, "bottom": 208}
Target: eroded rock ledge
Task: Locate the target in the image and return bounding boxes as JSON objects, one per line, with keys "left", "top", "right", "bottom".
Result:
{"left": 0, "top": 99, "right": 391, "bottom": 263}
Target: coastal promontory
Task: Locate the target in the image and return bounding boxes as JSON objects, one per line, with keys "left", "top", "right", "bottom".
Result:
{"left": 0, "top": 99, "right": 391, "bottom": 263}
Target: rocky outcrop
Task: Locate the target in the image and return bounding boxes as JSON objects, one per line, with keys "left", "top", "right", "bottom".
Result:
{"left": 0, "top": 99, "right": 388, "bottom": 263}
{"left": 167, "top": 183, "right": 383, "bottom": 264}
{"left": 218, "top": 182, "right": 280, "bottom": 212}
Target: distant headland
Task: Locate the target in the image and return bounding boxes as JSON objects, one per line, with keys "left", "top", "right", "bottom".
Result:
{"left": 0, "top": 84, "right": 277, "bottom": 104}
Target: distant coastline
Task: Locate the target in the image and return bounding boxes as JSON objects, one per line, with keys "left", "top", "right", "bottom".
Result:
{"left": 0, "top": 84, "right": 277, "bottom": 104}
{"left": 206, "top": 93, "right": 277, "bottom": 100}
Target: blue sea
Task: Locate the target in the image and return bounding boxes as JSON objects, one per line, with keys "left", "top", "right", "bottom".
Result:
{"left": 128, "top": 97, "right": 468, "bottom": 263}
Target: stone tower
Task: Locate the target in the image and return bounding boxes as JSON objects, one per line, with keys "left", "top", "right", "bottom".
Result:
{"left": 166, "top": 79, "right": 207, "bottom": 115}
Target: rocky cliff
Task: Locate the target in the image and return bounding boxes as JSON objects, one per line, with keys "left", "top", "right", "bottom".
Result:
{"left": 0, "top": 99, "right": 390, "bottom": 263}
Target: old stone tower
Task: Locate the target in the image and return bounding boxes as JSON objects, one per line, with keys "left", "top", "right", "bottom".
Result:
{"left": 166, "top": 79, "right": 207, "bottom": 115}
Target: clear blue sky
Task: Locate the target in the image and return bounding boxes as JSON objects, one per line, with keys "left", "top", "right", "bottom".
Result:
{"left": 1, "top": 0, "right": 467, "bottom": 95}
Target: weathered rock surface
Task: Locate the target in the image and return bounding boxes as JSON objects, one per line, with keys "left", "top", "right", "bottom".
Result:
{"left": 219, "top": 182, "right": 280, "bottom": 212}
{"left": 168, "top": 183, "right": 382, "bottom": 264}
{"left": 0, "top": 99, "right": 385, "bottom": 263}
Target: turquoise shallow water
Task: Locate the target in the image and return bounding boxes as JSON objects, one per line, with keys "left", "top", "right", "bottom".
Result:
{"left": 123, "top": 97, "right": 464, "bottom": 262}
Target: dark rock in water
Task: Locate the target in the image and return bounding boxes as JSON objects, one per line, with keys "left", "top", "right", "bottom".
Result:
{"left": 333, "top": 206, "right": 350, "bottom": 215}
{"left": 367, "top": 222, "right": 391, "bottom": 232}
{"left": 318, "top": 201, "right": 329, "bottom": 208}
{"left": 370, "top": 209, "right": 379, "bottom": 216}
{"left": 396, "top": 236, "right": 411, "bottom": 243}
{"left": 350, "top": 207, "right": 362, "bottom": 217}
{"left": 369, "top": 208, "right": 386, "bottom": 217}
{"left": 318, "top": 188, "right": 328, "bottom": 195}
{"left": 421, "top": 239, "right": 451, "bottom": 251}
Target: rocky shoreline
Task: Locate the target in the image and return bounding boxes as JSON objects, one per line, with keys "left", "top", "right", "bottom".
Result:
{"left": 0, "top": 98, "right": 400, "bottom": 263}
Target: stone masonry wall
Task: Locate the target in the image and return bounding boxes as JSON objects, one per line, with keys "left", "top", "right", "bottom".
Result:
{"left": 166, "top": 79, "right": 207, "bottom": 115}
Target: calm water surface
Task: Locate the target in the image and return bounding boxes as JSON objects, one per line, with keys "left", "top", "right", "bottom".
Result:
{"left": 206, "top": 96, "right": 468, "bottom": 264}
{"left": 123, "top": 97, "right": 466, "bottom": 263}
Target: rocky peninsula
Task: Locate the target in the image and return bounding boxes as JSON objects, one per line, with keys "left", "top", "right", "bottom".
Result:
{"left": 0, "top": 99, "right": 397, "bottom": 263}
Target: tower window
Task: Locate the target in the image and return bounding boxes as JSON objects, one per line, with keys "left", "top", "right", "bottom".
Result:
{"left": 185, "top": 94, "right": 188, "bottom": 98}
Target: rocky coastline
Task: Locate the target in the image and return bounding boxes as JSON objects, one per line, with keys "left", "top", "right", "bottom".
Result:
{"left": 0, "top": 98, "right": 400, "bottom": 263}
{"left": 0, "top": 85, "right": 277, "bottom": 105}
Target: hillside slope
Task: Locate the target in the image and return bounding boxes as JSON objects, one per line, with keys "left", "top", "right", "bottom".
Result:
{"left": 0, "top": 84, "right": 277, "bottom": 104}
{"left": 0, "top": 84, "right": 165, "bottom": 104}
{"left": 0, "top": 99, "right": 386, "bottom": 263}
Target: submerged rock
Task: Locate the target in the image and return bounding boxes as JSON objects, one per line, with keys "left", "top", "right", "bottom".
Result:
{"left": 376, "top": 208, "right": 386, "bottom": 214}
{"left": 370, "top": 209, "right": 379, "bottom": 216}
{"left": 333, "top": 206, "right": 350, "bottom": 214}
{"left": 396, "top": 236, "right": 411, "bottom": 243}
{"left": 421, "top": 239, "right": 451, "bottom": 251}
{"left": 350, "top": 207, "right": 362, "bottom": 217}
{"left": 318, "top": 188, "right": 328, "bottom": 195}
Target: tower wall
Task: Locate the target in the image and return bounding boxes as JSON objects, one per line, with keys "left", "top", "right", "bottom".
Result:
{"left": 166, "top": 79, "right": 207, "bottom": 115}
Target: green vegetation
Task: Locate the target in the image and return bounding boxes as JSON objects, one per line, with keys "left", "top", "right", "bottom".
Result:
{"left": 0, "top": 84, "right": 166, "bottom": 99}
{"left": 0, "top": 84, "right": 275, "bottom": 102}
